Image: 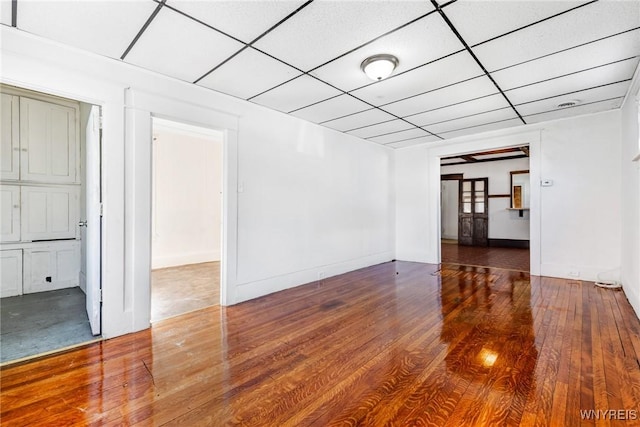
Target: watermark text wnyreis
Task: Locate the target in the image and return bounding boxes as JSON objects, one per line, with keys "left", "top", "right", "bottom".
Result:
{"left": 580, "top": 409, "right": 638, "bottom": 420}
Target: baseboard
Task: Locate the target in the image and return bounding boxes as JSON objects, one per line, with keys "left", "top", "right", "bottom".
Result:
{"left": 540, "top": 263, "right": 610, "bottom": 283}
{"left": 488, "top": 239, "right": 530, "bottom": 249}
{"left": 233, "top": 251, "right": 394, "bottom": 304}
{"left": 151, "top": 251, "right": 220, "bottom": 269}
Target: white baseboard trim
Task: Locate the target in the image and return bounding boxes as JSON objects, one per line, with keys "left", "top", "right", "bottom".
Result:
{"left": 152, "top": 251, "right": 220, "bottom": 269}
{"left": 233, "top": 251, "right": 394, "bottom": 304}
{"left": 540, "top": 263, "right": 611, "bottom": 283}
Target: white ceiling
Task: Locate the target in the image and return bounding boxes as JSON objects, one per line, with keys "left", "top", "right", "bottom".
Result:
{"left": 6, "top": 0, "right": 640, "bottom": 148}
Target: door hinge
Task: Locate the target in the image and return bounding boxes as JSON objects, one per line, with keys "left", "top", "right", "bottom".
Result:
{"left": 98, "top": 116, "right": 103, "bottom": 130}
{"left": 100, "top": 203, "right": 104, "bottom": 217}
{"left": 100, "top": 289, "right": 103, "bottom": 303}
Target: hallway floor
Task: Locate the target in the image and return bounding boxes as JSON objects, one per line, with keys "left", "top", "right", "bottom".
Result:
{"left": 151, "top": 261, "right": 220, "bottom": 322}
{"left": 441, "top": 241, "right": 530, "bottom": 271}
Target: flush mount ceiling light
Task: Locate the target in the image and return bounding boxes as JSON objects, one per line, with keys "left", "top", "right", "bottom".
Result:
{"left": 361, "top": 54, "right": 399, "bottom": 81}
{"left": 557, "top": 99, "right": 581, "bottom": 109}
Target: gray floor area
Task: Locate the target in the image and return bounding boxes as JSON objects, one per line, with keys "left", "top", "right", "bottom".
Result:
{"left": 0, "top": 287, "right": 97, "bottom": 363}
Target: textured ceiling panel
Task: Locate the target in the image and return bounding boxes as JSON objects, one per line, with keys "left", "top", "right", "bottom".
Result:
{"left": 473, "top": 1, "right": 640, "bottom": 72}
{"left": 438, "top": 118, "right": 522, "bottom": 139}
{"left": 444, "top": 0, "right": 589, "bottom": 46}
{"left": 424, "top": 108, "right": 518, "bottom": 135}
{"left": 17, "top": 0, "right": 157, "bottom": 59}
{"left": 322, "top": 108, "right": 397, "bottom": 132}
{"left": 290, "top": 94, "right": 371, "bottom": 124}
{"left": 251, "top": 75, "right": 342, "bottom": 113}
{"left": 387, "top": 136, "right": 441, "bottom": 148}
{"left": 347, "top": 119, "right": 413, "bottom": 139}
{"left": 197, "top": 47, "right": 301, "bottom": 100}
{"left": 406, "top": 94, "right": 511, "bottom": 128}
{"left": 367, "top": 128, "right": 431, "bottom": 145}
{"left": 310, "top": 12, "right": 462, "bottom": 92}
{"left": 352, "top": 51, "right": 485, "bottom": 106}
{"left": 524, "top": 98, "right": 624, "bottom": 123}
{"left": 253, "top": 0, "right": 433, "bottom": 71}
{"left": 125, "top": 7, "right": 244, "bottom": 82}
{"left": 166, "top": 0, "right": 306, "bottom": 43}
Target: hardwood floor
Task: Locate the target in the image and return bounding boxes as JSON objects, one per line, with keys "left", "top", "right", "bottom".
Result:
{"left": 151, "top": 262, "right": 220, "bottom": 322}
{"left": 2, "top": 261, "right": 640, "bottom": 426}
{"left": 442, "top": 242, "right": 530, "bottom": 272}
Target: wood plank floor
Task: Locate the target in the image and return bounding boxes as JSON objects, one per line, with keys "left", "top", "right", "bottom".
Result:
{"left": 151, "top": 262, "right": 220, "bottom": 322}
{"left": 2, "top": 261, "right": 640, "bottom": 426}
{"left": 441, "top": 242, "right": 530, "bottom": 272}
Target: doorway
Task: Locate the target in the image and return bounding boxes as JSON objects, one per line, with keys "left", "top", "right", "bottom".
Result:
{"left": 439, "top": 147, "right": 531, "bottom": 272}
{"left": 0, "top": 85, "right": 102, "bottom": 364}
{"left": 150, "top": 118, "right": 223, "bottom": 322}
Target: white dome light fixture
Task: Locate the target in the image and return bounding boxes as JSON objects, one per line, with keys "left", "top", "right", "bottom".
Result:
{"left": 361, "top": 54, "right": 399, "bottom": 81}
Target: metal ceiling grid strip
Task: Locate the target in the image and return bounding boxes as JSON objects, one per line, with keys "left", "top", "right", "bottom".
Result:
{"left": 408, "top": 106, "right": 512, "bottom": 129}
{"left": 193, "top": 0, "right": 314, "bottom": 84}
{"left": 470, "top": 0, "right": 599, "bottom": 49}
{"left": 401, "top": 92, "right": 499, "bottom": 121}
{"left": 436, "top": 116, "right": 519, "bottom": 136}
{"left": 11, "top": 0, "right": 16, "bottom": 27}
{"left": 120, "top": 0, "right": 166, "bottom": 60}
{"left": 432, "top": 0, "right": 526, "bottom": 124}
{"left": 343, "top": 117, "right": 398, "bottom": 133}
{"left": 380, "top": 132, "right": 441, "bottom": 146}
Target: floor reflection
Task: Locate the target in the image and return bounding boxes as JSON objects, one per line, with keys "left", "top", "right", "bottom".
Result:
{"left": 439, "top": 265, "right": 537, "bottom": 406}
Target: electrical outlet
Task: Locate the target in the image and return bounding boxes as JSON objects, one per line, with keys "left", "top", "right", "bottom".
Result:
{"left": 569, "top": 270, "right": 580, "bottom": 278}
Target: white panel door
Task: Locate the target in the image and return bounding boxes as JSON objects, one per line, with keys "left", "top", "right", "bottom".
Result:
{"left": 0, "top": 249, "right": 22, "bottom": 297}
{"left": 23, "top": 241, "right": 80, "bottom": 293}
{"left": 85, "top": 105, "right": 102, "bottom": 336}
{"left": 20, "top": 97, "right": 78, "bottom": 183}
{"left": 1, "top": 93, "right": 19, "bottom": 180}
{"left": 21, "top": 185, "right": 79, "bottom": 241}
{"left": 0, "top": 185, "right": 21, "bottom": 242}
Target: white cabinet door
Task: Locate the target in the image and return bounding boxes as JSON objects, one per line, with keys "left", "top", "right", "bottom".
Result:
{"left": 21, "top": 185, "right": 79, "bottom": 241}
{"left": 0, "top": 185, "right": 21, "bottom": 242}
{"left": 20, "top": 97, "right": 78, "bottom": 183}
{"left": 0, "top": 249, "right": 22, "bottom": 297}
{"left": 23, "top": 241, "right": 80, "bottom": 293}
{"left": 1, "top": 93, "right": 19, "bottom": 180}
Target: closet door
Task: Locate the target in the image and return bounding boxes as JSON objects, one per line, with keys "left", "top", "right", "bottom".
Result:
{"left": 21, "top": 185, "right": 79, "bottom": 241}
{"left": 20, "top": 97, "right": 78, "bottom": 183}
{"left": 23, "top": 242, "right": 80, "bottom": 293}
{"left": 0, "top": 185, "right": 21, "bottom": 242}
{"left": 1, "top": 93, "right": 19, "bottom": 180}
{"left": 0, "top": 250, "right": 22, "bottom": 297}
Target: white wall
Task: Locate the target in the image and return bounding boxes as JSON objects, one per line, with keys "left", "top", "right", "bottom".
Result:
{"left": 0, "top": 27, "right": 394, "bottom": 338}
{"left": 396, "top": 110, "right": 622, "bottom": 282}
{"left": 151, "top": 124, "right": 223, "bottom": 269}
{"left": 620, "top": 74, "right": 640, "bottom": 317}
{"left": 440, "top": 180, "right": 458, "bottom": 240}
{"left": 441, "top": 157, "right": 530, "bottom": 241}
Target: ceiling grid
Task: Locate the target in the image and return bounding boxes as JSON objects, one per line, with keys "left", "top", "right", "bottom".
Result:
{"left": 8, "top": 0, "right": 640, "bottom": 148}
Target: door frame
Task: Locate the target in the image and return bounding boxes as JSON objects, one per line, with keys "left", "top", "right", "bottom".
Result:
{"left": 428, "top": 130, "right": 541, "bottom": 276}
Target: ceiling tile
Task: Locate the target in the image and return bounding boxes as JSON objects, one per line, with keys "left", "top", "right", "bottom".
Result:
{"left": 290, "top": 95, "right": 371, "bottom": 124}
{"left": 166, "top": 0, "right": 306, "bottom": 43}
{"left": 347, "top": 119, "right": 414, "bottom": 139}
{"left": 474, "top": 1, "right": 640, "bottom": 72}
{"left": 406, "top": 94, "right": 510, "bottom": 127}
{"left": 17, "top": 0, "right": 157, "bottom": 59}
{"left": 251, "top": 75, "right": 342, "bottom": 113}
{"left": 438, "top": 118, "right": 522, "bottom": 140}
{"left": 351, "top": 52, "right": 485, "bottom": 106}
{"left": 0, "top": 0, "right": 11, "bottom": 26}
{"left": 491, "top": 29, "right": 640, "bottom": 90}
{"left": 425, "top": 108, "right": 518, "bottom": 134}
{"left": 444, "top": 1, "right": 588, "bottom": 46}
{"left": 368, "top": 128, "right": 430, "bottom": 144}
{"left": 253, "top": 0, "right": 433, "bottom": 71}
{"left": 322, "top": 108, "right": 397, "bottom": 132}
{"left": 388, "top": 136, "right": 441, "bottom": 148}
{"left": 524, "top": 98, "right": 624, "bottom": 124}
{"left": 125, "top": 7, "right": 245, "bottom": 82}
{"left": 516, "top": 81, "right": 631, "bottom": 117}
{"left": 383, "top": 76, "right": 498, "bottom": 117}
{"left": 504, "top": 57, "right": 638, "bottom": 105}
{"left": 310, "top": 12, "right": 463, "bottom": 92}
{"left": 197, "top": 48, "right": 301, "bottom": 100}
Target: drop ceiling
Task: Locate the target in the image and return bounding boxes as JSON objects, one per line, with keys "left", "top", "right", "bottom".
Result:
{"left": 4, "top": 0, "right": 639, "bottom": 149}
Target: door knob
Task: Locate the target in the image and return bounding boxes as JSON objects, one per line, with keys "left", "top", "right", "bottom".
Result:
{"left": 78, "top": 221, "right": 87, "bottom": 227}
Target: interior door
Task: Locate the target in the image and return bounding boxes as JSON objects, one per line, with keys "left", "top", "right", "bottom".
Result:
{"left": 85, "top": 105, "right": 102, "bottom": 335}
{"left": 459, "top": 178, "right": 488, "bottom": 247}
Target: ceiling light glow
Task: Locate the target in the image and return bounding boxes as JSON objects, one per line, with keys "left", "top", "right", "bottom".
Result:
{"left": 361, "top": 54, "right": 399, "bottom": 81}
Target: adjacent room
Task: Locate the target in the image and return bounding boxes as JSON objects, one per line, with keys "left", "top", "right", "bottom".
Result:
{"left": 150, "top": 117, "right": 223, "bottom": 322}
{"left": 1, "top": 1, "right": 640, "bottom": 425}
{"left": 440, "top": 146, "right": 531, "bottom": 272}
